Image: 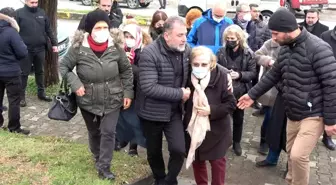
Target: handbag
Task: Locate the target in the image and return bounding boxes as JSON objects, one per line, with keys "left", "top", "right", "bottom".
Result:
{"left": 48, "top": 78, "right": 77, "bottom": 121}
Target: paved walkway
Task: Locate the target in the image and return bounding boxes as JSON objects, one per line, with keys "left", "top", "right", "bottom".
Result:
{"left": 1, "top": 96, "right": 336, "bottom": 185}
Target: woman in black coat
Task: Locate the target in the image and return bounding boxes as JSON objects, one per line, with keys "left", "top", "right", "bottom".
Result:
{"left": 183, "top": 46, "right": 236, "bottom": 185}
{"left": 216, "top": 24, "right": 256, "bottom": 156}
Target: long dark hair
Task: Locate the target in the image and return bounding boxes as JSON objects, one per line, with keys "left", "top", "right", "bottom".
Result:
{"left": 149, "top": 10, "right": 168, "bottom": 29}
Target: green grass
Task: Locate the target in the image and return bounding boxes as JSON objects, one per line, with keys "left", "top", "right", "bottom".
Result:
{"left": 26, "top": 76, "right": 59, "bottom": 96}
{"left": 0, "top": 130, "right": 150, "bottom": 185}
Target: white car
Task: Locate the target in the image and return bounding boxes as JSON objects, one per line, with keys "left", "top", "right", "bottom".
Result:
{"left": 178, "top": 0, "right": 284, "bottom": 23}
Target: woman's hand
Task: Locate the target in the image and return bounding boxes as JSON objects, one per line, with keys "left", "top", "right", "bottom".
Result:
{"left": 227, "top": 74, "right": 233, "bottom": 93}
{"left": 126, "top": 52, "right": 134, "bottom": 61}
{"left": 123, "top": 98, "right": 132, "bottom": 109}
{"left": 195, "top": 105, "right": 211, "bottom": 116}
{"left": 76, "top": 86, "right": 85, "bottom": 97}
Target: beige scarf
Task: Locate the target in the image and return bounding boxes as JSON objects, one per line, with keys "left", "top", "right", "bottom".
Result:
{"left": 186, "top": 73, "right": 211, "bottom": 169}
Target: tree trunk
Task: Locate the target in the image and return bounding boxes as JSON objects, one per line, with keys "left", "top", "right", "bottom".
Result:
{"left": 39, "top": 0, "right": 59, "bottom": 87}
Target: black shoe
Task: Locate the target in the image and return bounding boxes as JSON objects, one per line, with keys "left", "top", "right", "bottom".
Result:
{"left": 38, "top": 95, "right": 52, "bottom": 102}
{"left": 258, "top": 143, "right": 269, "bottom": 155}
{"left": 98, "top": 166, "right": 115, "bottom": 180}
{"left": 256, "top": 160, "right": 277, "bottom": 168}
{"left": 128, "top": 149, "right": 138, "bottom": 157}
{"left": 322, "top": 136, "right": 336, "bottom": 151}
{"left": 20, "top": 100, "right": 27, "bottom": 107}
{"left": 2, "top": 106, "right": 7, "bottom": 111}
{"left": 114, "top": 141, "right": 128, "bottom": 151}
{"left": 154, "top": 179, "right": 166, "bottom": 185}
{"left": 10, "top": 128, "right": 30, "bottom": 135}
{"left": 233, "top": 142, "right": 242, "bottom": 156}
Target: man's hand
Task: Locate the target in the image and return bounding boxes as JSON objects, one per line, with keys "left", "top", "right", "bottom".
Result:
{"left": 325, "top": 125, "right": 336, "bottom": 136}
{"left": 230, "top": 70, "right": 240, "bottom": 80}
{"left": 237, "top": 94, "right": 254, "bottom": 109}
{"left": 76, "top": 86, "right": 85, "bottom": 97}
{"left": 181, "top": 87, "right": 191, "bottom": 102}
{"left": 268, "top": 59, "right": 275, "bottom": 67}
{"left": 227, "top": 74, "right": 233, "bottom": 93}
{"left": 195, "top": 105, "right": 210, "bottom": 116}
{"left": 123, "top": 98, "right": 132, "bottom": 109}
{"left": 52, "top": 46, "right": 58, "bottom": 53}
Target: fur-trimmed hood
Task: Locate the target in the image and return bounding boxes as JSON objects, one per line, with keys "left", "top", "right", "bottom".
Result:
{"left": 71, "top": 28, "right": 124, "bottom": 49}
{"left": 0, "top": 13, "right": 20, "bottom": 32}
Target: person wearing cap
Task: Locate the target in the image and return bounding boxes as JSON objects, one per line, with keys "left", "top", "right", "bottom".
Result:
{"left": 237, "top": 7, "right": 336, "bottom": 185}
{"left": 114, "top": 23, "right": 152, "bottom": 156}
{"left": 60, "top": 9, "right": 133, "bottom": 181}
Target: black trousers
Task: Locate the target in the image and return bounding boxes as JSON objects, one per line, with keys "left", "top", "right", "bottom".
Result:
{"left": 80, "top": 108, "right": 120, "bottom": 169}
{"left": 141, "top": 113, "right": 185, "bottom": 185}
{"left": 159, "top": 0, "right": 166, "bottom": 8}
{"left": 0, "top": 76, "right": 21, "bottom": 131}
{"left": 20, "top": 50, "right": 46, "bottom": 99}
{"left": 232, "top": 108, "right": 245, "bottom": 143}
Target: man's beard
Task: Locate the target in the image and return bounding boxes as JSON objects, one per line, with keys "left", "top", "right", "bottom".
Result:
{"left": 278, "top": 34, "right": 293, "bottom": 46}
{"left": 171, "top": 44, "right": 186, "bottom": 52}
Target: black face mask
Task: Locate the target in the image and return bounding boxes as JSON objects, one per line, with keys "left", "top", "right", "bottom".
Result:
{"left": 226, "top": 40, "right": 238, "bottom": 49}
{"left": 155, "top": 27, "right": 164, "bottom": 34}
{"left": 25, "top": 5, "right": 38, "bottom": 13}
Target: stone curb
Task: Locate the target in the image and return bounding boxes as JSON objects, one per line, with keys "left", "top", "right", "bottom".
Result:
{"left": 127, "top": 174, "right": 154, "bottom": 185}
{"left": 57, "top": 11, "right": 152, "bottom": 26}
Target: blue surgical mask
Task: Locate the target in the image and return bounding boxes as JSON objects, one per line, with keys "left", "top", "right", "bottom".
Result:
{"left": 192, "top": 67, "right": 209, "bottom": 79}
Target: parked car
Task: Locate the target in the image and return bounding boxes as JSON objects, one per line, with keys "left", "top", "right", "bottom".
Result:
{"left": 71, "top": 0, "right": 153, "bottom": 9}
{"left": 57, "top": 23, "right": 70, "bottom": 60}
{"left": 178, "top": 0, "right": 329, "bottom": 23}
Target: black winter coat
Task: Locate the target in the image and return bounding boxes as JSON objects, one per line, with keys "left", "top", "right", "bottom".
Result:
{"left": 184, "top": 65, "right": 236, "bottom": 161}
{"left": 248, "top": 28, "right": 336, "bottom": 126}
{"left": 16, "top": 5, "right": 57, "bottom": 52}
{"left": 216, "top": 47, "right": 256, "bottom": 99}
{"left": 0, "top": 20, "right": 27, "bottom": 77}
{"left": 299, "top": 21, "right": 329, "bottom": 38}
{"left": 321, "top": 26, "right": 336, "bottom": 57}
{"left": 136, "top": 37, "right": 191, "bottom": 122}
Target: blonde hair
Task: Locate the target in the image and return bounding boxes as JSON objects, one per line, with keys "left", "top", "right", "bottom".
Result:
{"left": 223, "top": 24, "right": 249, "bottom": 49}
{"left": 190, "top": 46, "right": 217, "bottom": 71}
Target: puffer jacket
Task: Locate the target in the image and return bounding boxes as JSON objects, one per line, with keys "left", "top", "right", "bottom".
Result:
{"left": 248, "top": 28, "right": 336, "bottom": 125}
{"left": 59, "top": 29, "right": 134, "bottom": 116}
{"left": 136, "top": 36, "right": 191, "bottom": 122}
{"left": 254, "top": 39, "right": 281, "bottom": 106}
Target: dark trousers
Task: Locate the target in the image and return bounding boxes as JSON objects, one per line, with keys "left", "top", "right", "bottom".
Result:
{"left": 260, "top": 106, "right": 272, "bottom": 144}
{"left": 141, "top": 113, "right": 185, "bottom": 185}
{"left": 20, "top": 50, "right": 46, "bottom": 99}
{"left": 159, "top": 0, "right": 166, "bottom": 8}
{"left": 192, "top": 157, "right": 226, "bottom": 185}
{"left": 232, "top": 108, "right": 245, "bottom": 143}
{"left": 80, "top": 108, "right": 120, "bottom": 168}
{"left": 0, "top": 76, "right": 21, "bottom": 131}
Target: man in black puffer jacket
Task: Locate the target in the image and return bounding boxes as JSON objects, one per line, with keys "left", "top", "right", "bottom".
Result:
{"left": 237, "top": 8, "right": 336, "bottom": 185}
{"left": 0, "top": 9, "right": 29, "bottom": 135}
{"left": 16, "top": 0, "right": 58, "bottom": 107}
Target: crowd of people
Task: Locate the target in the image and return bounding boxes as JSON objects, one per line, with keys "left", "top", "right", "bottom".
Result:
{"left": 1, "top": 0, "right": 336, "bottom": 185}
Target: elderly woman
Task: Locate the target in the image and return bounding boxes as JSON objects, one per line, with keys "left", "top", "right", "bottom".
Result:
{"left": 183, "top": 46, "right": 236, "bottom": 185}
{"left": 59, "top": 9, "right": 133, "bottom": 180}
{"left": 148, "top": 10, "right": 168, "bottom": 40}
{"left": 216, "top": 24, "right": 256, "bottom": 156}
{"left": 185, "top": 9, "right": 202, "bottom": 35}
{"left": 114, "top": 23, "right": 152, "bottom": 156}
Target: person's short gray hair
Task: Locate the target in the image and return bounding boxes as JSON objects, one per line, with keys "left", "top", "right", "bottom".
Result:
{"left": 163, "top": 16, "right": 186, "bottom": 33}
{"left": 236, "top": 3, "right": 249, "bottom": 12}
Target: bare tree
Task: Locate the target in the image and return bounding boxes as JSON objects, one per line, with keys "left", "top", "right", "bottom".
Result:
{"left": 38, "top": 0, "right": 59, "bottom": 87}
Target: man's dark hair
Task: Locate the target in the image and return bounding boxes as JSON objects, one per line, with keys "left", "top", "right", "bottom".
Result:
{"left": 163, "top": 16, "right": 186, "bottom": 33}
{"left": 98, "top": 0, "right": 112, "bottom": 4}
{"left": 0, "top": 7, "right": 16, "bottom": 18}
{"left": 249, "top": 4, "right": 259, "bottom": 9}
{"left": 306, "top": 8, "right": 319, "bottom": 15}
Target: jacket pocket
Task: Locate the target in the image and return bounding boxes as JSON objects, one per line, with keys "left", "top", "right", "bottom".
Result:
{"left": 109, "top": 89, "right": 123, "bottom": 110}
{"left": 78, "top": 83, "right": 93, "bottom": 106}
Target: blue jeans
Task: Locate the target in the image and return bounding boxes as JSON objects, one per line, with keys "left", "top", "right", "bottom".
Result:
{"left": 260, "top": 106, "right": 272, "bottom": 144}
{"left": 266, "top": 148, "right": 281, "bottom": 164}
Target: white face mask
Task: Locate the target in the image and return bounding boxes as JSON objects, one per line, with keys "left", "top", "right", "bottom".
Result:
{"left": 243, "top": 13, "right": 252, "bottom": 22}
{"left": 125, "top": 38, "right": 136, "bottom": 48}
{"left": 213, "top": 17, "right": 224, "bottom": 23}
{"left": 192, "top": 66, "right": 209, "bottom": 79}
{"left": 91, "top": 29, "right": 110, "bottom": 43}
